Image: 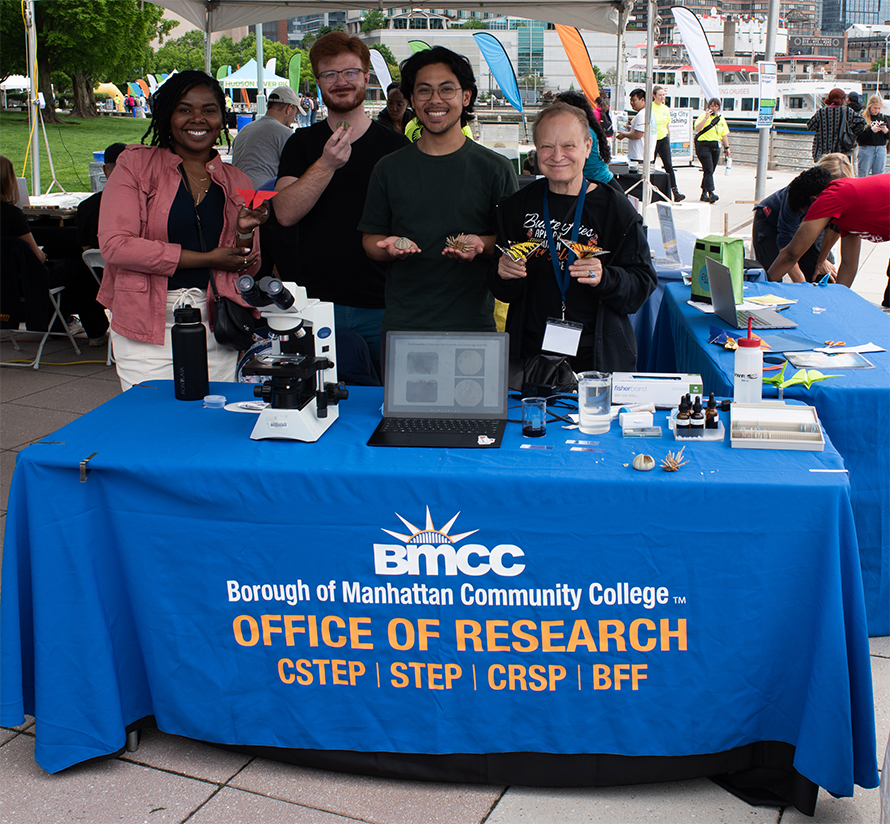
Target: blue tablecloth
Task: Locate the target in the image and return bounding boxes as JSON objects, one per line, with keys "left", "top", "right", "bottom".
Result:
{"left": 633, "top": 268, "right": 766, "bottom": 370}
{"left": 0, "top": 383, "right": 878, "bottom": 800}
{"left": 650, "top": 281, "right": 890, "bottom": 636}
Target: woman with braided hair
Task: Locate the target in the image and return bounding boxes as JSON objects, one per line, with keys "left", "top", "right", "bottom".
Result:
{"left": 97, "top": 71, "right": 269, "bottom": 390}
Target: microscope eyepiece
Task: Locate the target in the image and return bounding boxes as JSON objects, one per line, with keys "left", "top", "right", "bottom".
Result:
{"left": 260, "top": 277, "right": 295, "bottom": 311}
{"left": 238, "top": 275, "right": 269, "bottom": 306}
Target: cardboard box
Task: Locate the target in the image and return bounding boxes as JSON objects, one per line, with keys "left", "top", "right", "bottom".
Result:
{"left": 611, "top": 373, "right": 704, "bottom": 409}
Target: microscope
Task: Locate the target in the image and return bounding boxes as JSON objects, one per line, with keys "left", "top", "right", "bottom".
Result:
{"left": 237, "top": 276, "right": 347, "bottom": 442}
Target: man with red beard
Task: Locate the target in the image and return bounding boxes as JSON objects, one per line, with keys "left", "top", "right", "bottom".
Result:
{"left": 360, "top": 47, "right": 517, "bottom": 340}
{"left": 274, "top": 32, "right": 407, "bottom": 369}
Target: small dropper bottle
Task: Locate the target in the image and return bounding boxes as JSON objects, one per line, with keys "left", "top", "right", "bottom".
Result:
{"left": 676, "top": 397, "right": 691, "bottom": 430}
{"left": 705, "top": 393, "right": 719, "bottom": 429}
{"left": 690, "top": 396, "right": 705, "bottom": 436}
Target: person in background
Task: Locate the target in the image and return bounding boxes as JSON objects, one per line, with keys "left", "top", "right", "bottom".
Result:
{"left": 97, "top": 70, "right": 269, "bottom": 391}
{"left": 78, "top": 142, "right": 127, "bottom": 252}
{"left": 489, "top": 103, "right": 655, "bottom": 375}
{"left": 303, "top": 94, "right": 316, "bottom": 125}
{"left": 274, "top": 32, "right": 408, "bottom": 368}
{"left": 753, "top": 154, "right": 851, "bottom": 282}
{"left": 856, "top": 94, "right": 889, "bottom": 177}
{"left": 294, "top": 94, "right": 311, "bottom": 128}
{"left": 376, "top": 82, "right": 412, "bottom": 135}
{"left": 231, "top": 85, "right": 297, "bottom": 188}
{"left": 596, "top": 95, "right": 613, "bottom": 137}
{"left": 360, "top": 46, "right": 517, "bottom": 338}
{"left": 693, "top": 98, "right": 730, "bottom": 203}
{"left": 522, "top": 149, "right": 539, "bottom": 175}
{"left": 808, "top": 88, "right": 865, "bottom": 163}
{"left": 615, "top": 88, "right": 646, "bottom": 168}
{"left": 651, "top": 86, "right": 685, "bottom": 202}
{"left": 767, "top": 172, "right": 890, "bottom": 304}
{"left": 554, "top": 90, "right": 619, "bottom": 192}
{"left": 1, "top": 154, "right": 110, "bottom": 346}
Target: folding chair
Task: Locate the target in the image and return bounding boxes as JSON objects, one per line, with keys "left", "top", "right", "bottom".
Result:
{"left": 1, "top": 237, "right": 82, "bottom": 370}
{"left": 81, "top": 249, "right": 113, "bottom": 366}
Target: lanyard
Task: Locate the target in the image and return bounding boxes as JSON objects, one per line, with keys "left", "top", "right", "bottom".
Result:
{"left": 543, "top": 183, "right": 587, "bottom": 320}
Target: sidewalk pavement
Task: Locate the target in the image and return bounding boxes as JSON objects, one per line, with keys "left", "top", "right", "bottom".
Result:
{"left": 1, "top": 163, "right": 888, "bottom": 823}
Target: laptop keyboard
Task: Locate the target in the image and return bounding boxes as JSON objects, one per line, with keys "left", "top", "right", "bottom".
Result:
{"left": 381, "top": 418, "right": 496, "bottom": 435}
{"left": 736, "top": 309, "right": 773, "bottom": 328}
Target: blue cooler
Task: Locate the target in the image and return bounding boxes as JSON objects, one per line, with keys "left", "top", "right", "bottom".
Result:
{"left": 236, "top": 114, "right": 252, "bottom": 131}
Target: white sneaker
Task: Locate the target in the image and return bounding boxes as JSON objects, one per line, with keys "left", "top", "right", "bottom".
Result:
{"left": 66, "top": 318, "right": 85, "bottom": 337}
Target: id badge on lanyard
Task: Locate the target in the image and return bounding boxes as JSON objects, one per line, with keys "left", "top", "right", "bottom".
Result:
{"left": 542, "top": 184, "right": 587, "bottom": 356}
{"left": 543, "top": 317, "right": 583, "bottom": 356}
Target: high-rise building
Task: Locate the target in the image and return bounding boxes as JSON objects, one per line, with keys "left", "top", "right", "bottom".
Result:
{"left": 822, "top": 0, "right": 884, "bottom": 33}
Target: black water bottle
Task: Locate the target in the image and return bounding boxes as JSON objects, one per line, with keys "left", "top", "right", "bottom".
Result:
{"left": 171, "top": 305, "right": 209, "bottom": 400}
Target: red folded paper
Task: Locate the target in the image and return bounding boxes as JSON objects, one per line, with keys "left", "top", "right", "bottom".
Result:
{"left": 237, "top": 188, "right": 277, "bottom": 209}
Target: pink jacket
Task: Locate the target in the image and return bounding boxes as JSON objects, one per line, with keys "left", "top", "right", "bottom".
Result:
{"left": 97, "top": 144, "right": 259, "bottom": 345}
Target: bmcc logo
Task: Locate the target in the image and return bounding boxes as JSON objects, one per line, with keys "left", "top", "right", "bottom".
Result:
{"left": 373, "top": 507, "right": 526, "bottom": 578}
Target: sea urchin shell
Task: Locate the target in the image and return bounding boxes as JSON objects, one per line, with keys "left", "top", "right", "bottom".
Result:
{"left": 632, "top": 454, "right": 655, "bottom": 471}
{"left": 445, "top": 234, "right": 476, "bottom": 253}
{"left": 661, "top": 446, "right": 689, "bottom": 472}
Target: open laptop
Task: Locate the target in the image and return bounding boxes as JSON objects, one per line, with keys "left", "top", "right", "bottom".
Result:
{"left": 368, "top": 331, "right": 509, "bottom": 448}
{"left": 707, "top": 257, "right": 798, "bottom": 330}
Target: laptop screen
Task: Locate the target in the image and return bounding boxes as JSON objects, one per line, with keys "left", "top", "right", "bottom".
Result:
{"left": 384, "top": 331, "right": 508, "bottom": 419}
{"left": 706, "top": 257, "right": 739, "bottom": 323}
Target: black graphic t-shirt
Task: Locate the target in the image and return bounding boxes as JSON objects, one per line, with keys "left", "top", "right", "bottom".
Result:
{"left": 276, "top": 120, "right": 407, "bottom": 308}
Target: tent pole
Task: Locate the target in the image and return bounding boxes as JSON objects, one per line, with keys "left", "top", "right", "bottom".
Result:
{"left": 642, "top": 0, "right": 656, "bottom": 211}
{"left": 755, "top": 0, "right": 779, "bottom": 202}
{"left": 25, "top": 0, "right": 40, "bottom": 196}
{"left": 256, "top": 25, "right": 266, "bottom": 115}
{"left": 204, "top": 7, "right": 211, "bottom": 74}
{"left": 615, "top": 4, "right": 628, "bottom": 156}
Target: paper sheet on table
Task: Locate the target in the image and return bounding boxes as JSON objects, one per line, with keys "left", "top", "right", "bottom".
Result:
{"left": 814, "top": 342, "right": 886, "bottom": 354}
{"left": 746, "top": 294, "right": 797, "bottom": 307}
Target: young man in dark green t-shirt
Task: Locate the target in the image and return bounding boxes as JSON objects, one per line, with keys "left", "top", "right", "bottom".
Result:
{"left": 360, "top": 47, "right": 518, "bottom": 336}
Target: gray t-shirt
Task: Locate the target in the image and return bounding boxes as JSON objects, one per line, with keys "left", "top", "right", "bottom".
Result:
{"left": 231, "top": 115, "right": 294, "bottom": 188}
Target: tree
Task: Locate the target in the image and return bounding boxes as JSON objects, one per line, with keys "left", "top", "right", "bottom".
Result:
{"left": 459, "top": 18, "right": 487, "bottom": 29}
{"left": 591, "top": 64, "right": 607, "bottom": 88}
{"left": 0, "top": 0, "right": 168, "bottom": 121}
{"left": 361, "top": 11, "right": 388, "bottom": 33}
{"left": 149, "top": 29, "right": 206, "bottom": 74}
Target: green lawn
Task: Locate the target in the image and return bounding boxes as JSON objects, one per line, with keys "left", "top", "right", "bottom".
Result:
{"left": 0, "top": 111, "right": 152, "bottom": 194}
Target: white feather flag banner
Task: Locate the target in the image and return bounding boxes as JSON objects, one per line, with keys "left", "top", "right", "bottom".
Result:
{"left": 369, "top": 50, "right": 393, "bottom": 94}
{"left": 671, "top": 7, "right": 719, "bottom": 104}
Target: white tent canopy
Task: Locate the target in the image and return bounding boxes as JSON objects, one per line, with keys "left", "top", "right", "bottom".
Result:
{"left": 148, "top": 0, "right": 629, "bottom": 38}
{"left": 1, "top": 75, "right": 30, "bottom": 91}
{"left": 220, "top": 58, "right": 288, "bottom": 88}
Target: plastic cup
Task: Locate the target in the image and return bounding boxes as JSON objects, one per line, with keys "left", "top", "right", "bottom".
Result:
{"left": 521, "top": 397, "right": 547, "bottom": 438}
{"left": 577, "top": 372, "right": 612, "bottom": 434}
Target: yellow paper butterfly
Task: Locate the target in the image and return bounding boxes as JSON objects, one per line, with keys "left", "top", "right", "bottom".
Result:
{"left": 496, "top": 239, "right": 545, "bottom": 262}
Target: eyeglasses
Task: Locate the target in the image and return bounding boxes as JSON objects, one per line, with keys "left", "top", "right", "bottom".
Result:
{"left": 414, "top": 85, "right": 460, "bottom": 101}
{"left": 316, "top": 68, "right": 364, "bottom": 84}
